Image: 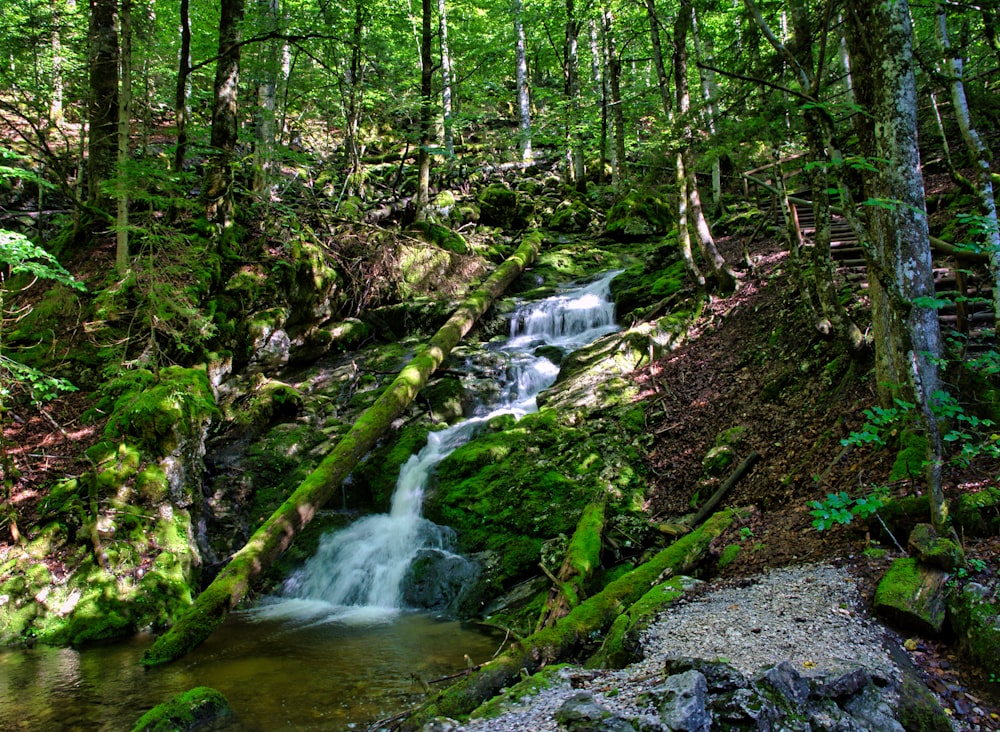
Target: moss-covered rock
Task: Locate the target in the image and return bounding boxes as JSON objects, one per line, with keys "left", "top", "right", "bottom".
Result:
{"left": 954, "top": 487, "right": 1000, "bottom": 537}
{"left": 131, "top": 686, "right": 231, "bottom": 732}
{"left": 549, "top": 199, "right": 592, "bottom": 233}
{"left": 604, "top": 188, "right": 672, "bottom": 240}
{"left": 478, "top": 183, "right": 531, "bottom": 230}
{"left": 947, "top": 582, "right": 1000, "bottom": 675}
{"left": 408, "top": 220, "right": 469, "bottom": 254}
{"left": 907, "top": 523, "right": 964, "bottom": 572}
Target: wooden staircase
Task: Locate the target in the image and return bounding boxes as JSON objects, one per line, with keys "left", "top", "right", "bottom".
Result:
{"left": 783, "top": 192, "right": 996, "bottom": 352}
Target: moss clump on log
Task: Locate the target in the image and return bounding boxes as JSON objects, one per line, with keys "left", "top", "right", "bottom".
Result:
{"left": 537, "top": 499, "right": 606, "bottom": 630}
{"left": 401, "top": 509, "right": 739, "bottom": 728}
{"left": 141, "top": 233, "right": 542, "bottom": 668}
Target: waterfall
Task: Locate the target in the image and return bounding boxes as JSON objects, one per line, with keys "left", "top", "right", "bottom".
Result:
{"left": 252, "top": 270, "right": 620, "bottom": 624}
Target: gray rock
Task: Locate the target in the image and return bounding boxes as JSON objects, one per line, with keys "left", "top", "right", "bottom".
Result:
{"left": 813, "top": 666, "right": 872, "bottom": 700}
{"left": 655, "top": 670, "right": 711, "bottom": 732}
{"left": 713, "top": 686, "right": 776, "bottom": 729}
{"left": 664, "top": 657, "right": 748, "bottom": 693}
{"left": 842, "top": 683, "right": 906, "bottom": 732}
{"left": 553, "top": 691, "right": 635, "bottom": 732}
{"left": 759, "top": 661, "right": 810, "bottom": 706}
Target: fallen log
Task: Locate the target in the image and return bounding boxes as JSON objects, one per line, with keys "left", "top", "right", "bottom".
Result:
{"left": 400, "top": 508, "right": 739, "bottom": 729}
{"left": 141, "top": 232, "right": 543, "bottom": 668}
{"left": 536, "top": 498, "right": 606, "bottom": 631}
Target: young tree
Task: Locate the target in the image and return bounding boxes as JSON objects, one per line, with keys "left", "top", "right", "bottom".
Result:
{"left": 439, "top": 0, "right": 455, "bottom": 157}
{"left": 416, "top": 0, "right": 433, "bottom": 216}
{"left": 513, "top": 0, "right": 533, "bottom": 162}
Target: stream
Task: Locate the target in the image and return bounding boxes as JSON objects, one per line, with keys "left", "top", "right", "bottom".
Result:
{"left": 0, "top": 270, "right": 620, "bottom": 731}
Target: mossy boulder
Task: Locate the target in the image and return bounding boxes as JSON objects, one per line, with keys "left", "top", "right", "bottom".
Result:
{"left": 131, "top": 686, "right": 231, "bottom": 732}
{"left": 352, "top": 423, "right": 431, "bottom": 509}
{"left": 478, "top": 183, "right": 531, "bottom": 229}
{"left": 946, "top": 582, "right": 1000, "bottom": 674}
{"left": 907, "top": 524, "right": 964, "bottom": 572}
{"left": 100, "top": 367, "right": 217, "bottom": 458}
{"left": 954, "top": 487, "right": 1000, "bottom": 537}
{"left": 549, "top": 199, "right": 592, "bottom": 233}
{"left": 702, "top": 445, "right": 735, "bottom": 477}
{"left": 605, "top": 188, "right": 672, "bottom": 240}
{"left": 611, "top": 259, "right": 688, "bottom": 318}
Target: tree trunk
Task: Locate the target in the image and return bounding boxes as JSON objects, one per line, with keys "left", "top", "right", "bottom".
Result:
{"left": 565, "top": 0, "right": 585, "bottom": 191}
{"left": 935, "top": 2, "right": 1000, "bottom": 323}
{"left": 204, "top": 0, "right": 245, "bottom": 241}
{"left": 401, "top": 509, "right": 739, "bottom": 729}
{"left": 173, "top": 0, "right": 192, "bottom": 175}
{"left": 604, "top": 7, "right": 625, "bottom": 185}
{"left": 416, "top": 0, "right": 433, "bottom": 217}
{"left": 253, "top": 0, "right": 280, "bottom": 196}
{"left": 845, "top": 0, "right": 947, "bottom": 532}
{"left": 51, "top": 1, "right": 66, "bottom": 126}
{"left": 513, "top": 0, "right": 533, "bottom": 162}
{"left": 439, "top": 0, "right": 455, "bottom": 157}
{"left": 87, "top": 0, "right": 118, "bottom": 213}
{"left": 343, "top": 1, "right": 366, "bottom": 198}
{"left": 141, "top": 233, "right": 543, "bottom": 668}
{"left": 674, "top": 0, "right": 735, "bottom": 291}
{"left": 645, "top": 0, "right": 671, "bottom": 119}
{"left": 116, "top": 0, "right": 132, "bottom": 274}
{"left": 692, "top": 8, "right": 720, "bottom": 212}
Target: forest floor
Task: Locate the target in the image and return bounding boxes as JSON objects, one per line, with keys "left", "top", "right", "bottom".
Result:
{"left": 635, "top": 232, "right": 1000, "bottom": 729}
{"left": 4, "top": 226, "right": 1000, "bottom": 728}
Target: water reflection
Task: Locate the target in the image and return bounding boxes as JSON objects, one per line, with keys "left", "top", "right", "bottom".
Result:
{"left": 0, "top": 614, "right": 503, "bottom": 731}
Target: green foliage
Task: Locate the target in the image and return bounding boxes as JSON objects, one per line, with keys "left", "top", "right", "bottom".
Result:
{"left": 807, "top": 489, "right": 887, "bottom": 531}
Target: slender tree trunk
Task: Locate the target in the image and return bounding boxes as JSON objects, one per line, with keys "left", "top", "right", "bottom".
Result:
{"left": 692, "top": 8, "right": 720, "bottom": 211}
{"left": 845, "top": 0, "right": 947, "bottom": 532}
{"left": 116, "top": 0, "right": 132, "bottom": 274}
{"left": 344, "top": 1, "right": 366, "bottom": 197}
{"left": 173, "top": 0, "right": 192, "bottom": 174}
{"left": 141, "top": 233, "right": 543, "bottom": 668}
{"left": 936, "top": 3, "right": 1000, "bottom": 322}
{"left": 604, "top": 6, "right": 625, "bottom": 185}
{"left": 645, "top": 0, "right": 671, "bottom": 119}
{"left": 565, "top": 0, "right": 585, "bottom": 191}
{"left": 439, "top": 0, "right": 454, "bottom": 157}
{"left": 51, "top": 1, "right": 65, "bottom": 126}
{"left": 87, "top": 0, "right": 119, "bottom": 213}
{"left": 253, "top": 0, "right": 280, "bottom": 195}
{"left": 513, "top": 0, "right": 533, "bottom": 162}
{"left": 416, "top": 0, "right": 433, "bottom": 217}
{"left": 677, "top": 153, "right": 705, "bottom": 287}
{"left": 205, "top": 0, "right": 245, "bottom": 243}
{"left": 674, "top": 0, "right": 735, "bottom": 291}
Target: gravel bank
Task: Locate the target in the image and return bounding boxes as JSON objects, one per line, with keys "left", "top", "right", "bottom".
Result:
{"left": 451, "top": 563, "right": 907, "bottom": 731}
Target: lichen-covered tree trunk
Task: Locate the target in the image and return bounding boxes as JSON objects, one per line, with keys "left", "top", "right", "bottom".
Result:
{"left": 141, "top": 234, "right": 542, "bottom": 667}
{"left": 536, "top": 499, "right": 605, "bottom": 630}
{"left": 513, "top": 0, "right": 533, "bottom": 162}
{"left": 86, "top": 0, "right": 118, "bottom": 213}
{"left": 401, "top": 509, "right": 738, "bottom": 729}
{"left": 845, "top": 0, "right": 947, "bottom": 532}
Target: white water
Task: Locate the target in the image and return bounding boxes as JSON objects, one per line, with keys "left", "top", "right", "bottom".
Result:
{"left": 253, "top": 270, "right": 620, "bottom": 624}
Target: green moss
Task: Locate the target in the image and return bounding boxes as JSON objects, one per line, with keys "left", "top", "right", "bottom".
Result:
{"left": 470, "top": 665, "right": 572, "bottom": 719}
{"left": 955, "top": 487, "right": 1000, "bottom": 537}
{"left": 101, "top": 367, "right": 217, "bottom": 456}
{"left": 604, "top": 188, "right": 672, "bottom": 240}
{"left": 717, "top": 544, "right": 741, "bottom": 569}
{"left": 131, "top": 686, "right": 231, "bottom": 732}
{"left": 891, "top": 430, "right": 928, "bottom": 482}
{"left": 947, "top": 583, "right": 1000, "bottom": 673}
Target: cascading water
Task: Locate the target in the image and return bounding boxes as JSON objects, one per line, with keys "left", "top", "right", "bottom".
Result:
{"left": 254, "top": 270, "right": 621, "bottom": 623}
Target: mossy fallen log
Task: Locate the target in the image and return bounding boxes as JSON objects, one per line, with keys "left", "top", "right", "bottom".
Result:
{"left": 536, "top": 499, "right": 606, "bottom": 630}
{"left": 141, "top": 232, "right": 543, "bottom": 668}
{"left": 401, "top": 508, "right": 739, "bottom": 729}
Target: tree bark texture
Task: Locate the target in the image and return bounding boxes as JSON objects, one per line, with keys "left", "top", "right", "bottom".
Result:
{"left": 536, "top": 499, "right": 605, "bottom": 630}
{"left": 513, "top": 0, "right": 533, "bottom": 162}
{"left": 173, "top": 0, "right": 192, "bottom": 174}
{"left": 141, "top": 233, "right": 543, "bottom": 668}
{"left": 845, "top": 0, "right": 947, "bottom": 531}
{"left": 417, "top": 0, "right": 434, "bottom": 216}
{"left": 87, "top": 0, "right": 118, "bottom": 212}
{"left": 205, "top": 0, "right": 245, "bottom": 232}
